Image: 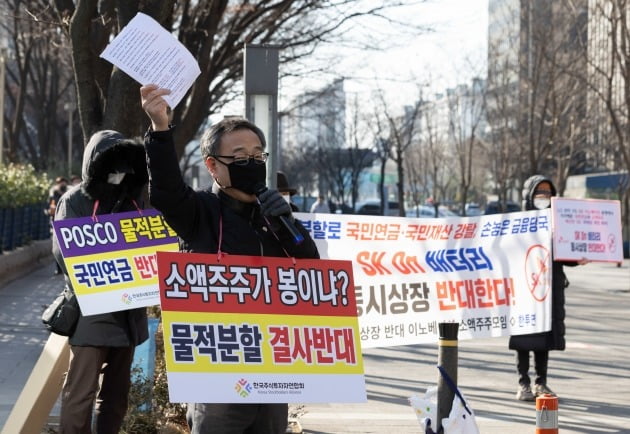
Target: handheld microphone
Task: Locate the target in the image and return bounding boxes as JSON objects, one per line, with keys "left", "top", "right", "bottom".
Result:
{"left": 255, "top": 184, "right": 304, "bottom": 245}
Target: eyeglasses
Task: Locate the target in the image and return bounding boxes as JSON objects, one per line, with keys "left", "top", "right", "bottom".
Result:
{"left": 211, "top": 152, "right": 269, "bottom": 166}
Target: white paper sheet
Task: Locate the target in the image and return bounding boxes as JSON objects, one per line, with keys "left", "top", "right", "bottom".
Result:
{"left": 100, "top": 12, "right": 201, "bottom": 108}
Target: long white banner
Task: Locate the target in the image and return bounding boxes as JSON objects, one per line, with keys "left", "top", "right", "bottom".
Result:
{"left": 295, "top": 210, "right": 552, "bottom": 348}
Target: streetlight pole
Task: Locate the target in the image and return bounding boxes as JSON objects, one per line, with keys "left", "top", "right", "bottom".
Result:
{"left": 243, "top": 44, "right": 279, "bottom": 189}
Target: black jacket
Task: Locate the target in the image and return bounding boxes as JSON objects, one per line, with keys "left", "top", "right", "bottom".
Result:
{"left": 52, "top": 130, "right": 149, "bottom": 347}
{"left": 509, "top": 174, "right": 575, "bottom": 352}
{"left": 144, "top": 128, "right": 319, "bottom": 260}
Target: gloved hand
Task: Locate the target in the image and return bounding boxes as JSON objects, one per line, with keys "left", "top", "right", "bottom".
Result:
{"left": 258, "top": 188, "right": 293, "bottom": 219}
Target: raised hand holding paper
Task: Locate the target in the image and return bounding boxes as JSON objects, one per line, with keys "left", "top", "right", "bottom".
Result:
{"left": 100, "top": 12, "right": 200, "bottom": 108}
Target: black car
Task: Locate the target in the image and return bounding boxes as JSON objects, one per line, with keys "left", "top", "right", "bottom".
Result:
{"left": 484, "top": 200, "right": 521, "bottom": 215}
{"left": 355, "top": 200, "right": 401, "bottom": 216}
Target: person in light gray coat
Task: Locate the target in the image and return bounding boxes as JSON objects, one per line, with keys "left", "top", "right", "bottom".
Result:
{"left": 52, "top": 130, "right": 149, "bottom": 434}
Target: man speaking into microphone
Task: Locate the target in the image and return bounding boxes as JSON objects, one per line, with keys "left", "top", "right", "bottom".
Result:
{"left": 140, "top": 84, "right": 319, "bottom": 434}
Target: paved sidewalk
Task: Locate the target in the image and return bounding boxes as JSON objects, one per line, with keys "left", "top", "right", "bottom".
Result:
{"left": 1, "top": 244, "right": 628, "bottom": 433}
{"left": 298, "top": 261, "right": 630, "bottom": 433}
{"left": 0, "top": 240, "right": 52, "bottom": 288}
{"left": 0, "top": 260, "right": 64, "bottom": 431}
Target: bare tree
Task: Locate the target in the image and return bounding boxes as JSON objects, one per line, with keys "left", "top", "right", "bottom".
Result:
{"left": 2, "top": 1, "right": 76, "bottom": 170}
{"left": 373, "top": 85, "right": 423, "bottom": 216}
{"left": 345, "top": 94, "right": 377, "bottom": 210}
{"left": 368, "top": 104, "right": 392, "bottom": 215}
{"left": 281, "top": 78, "right": 347, "bottom": 199}
{"left": 484, "top": 0, "right": 589, "bottom": 207}
{"left": 280, "top": 143, "right": 319, "bottom": 210}
{"left": 484, "top": 1, "right": 523, "bottom": 208}
{"left": 518, "top": 1, "right": 590, "bottom": 194}
{"left": 290, "top": 91, "right": 377, "bottom": 210}
{"left": 572, "top": 0, "right": 630, "bottom": 238}
{"left": 419, "top": 98, "right": 456, "bottom": 215}
{"left": 579, "top": 0, "right": 629, "bottom": 172}
{"left": 447, "top": 79, "right": 486, "bottom": 214}
{"left": 403, "top": 141, "right": 425, "bottom": 212}
{"left": 49, "top": 0, "right": 428, "bottom": 158}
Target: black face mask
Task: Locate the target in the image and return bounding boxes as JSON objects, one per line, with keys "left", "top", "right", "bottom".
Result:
{"left": 227, "top": 160, "right": 266, "bottom": 194}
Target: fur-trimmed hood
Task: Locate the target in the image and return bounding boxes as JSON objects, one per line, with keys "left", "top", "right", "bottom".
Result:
{"left": 52, "top": 130, "right": 149, "bottom": 348}
{"left": 521, "top": 174, "right": 556, "bottom": 211}
{"left": 81, "top": 130, "right": 148, "bottom": 203}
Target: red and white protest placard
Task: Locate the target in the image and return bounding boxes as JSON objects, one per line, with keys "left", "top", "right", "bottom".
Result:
{"left": 156, "top": 251, "right": 366, "bottom": 404}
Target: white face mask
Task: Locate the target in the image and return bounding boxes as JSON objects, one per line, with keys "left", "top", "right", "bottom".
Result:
{"left": 533, "top": 197, "right": 551, "bottom": 210}
{"left": 107, "top": 172, "right": 126, "bottom": 185}
{"left": 282, "top": 194, "right": 291, "bottom": 204}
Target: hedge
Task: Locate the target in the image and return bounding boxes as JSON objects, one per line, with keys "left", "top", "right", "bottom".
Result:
{"left": 0, "top": 164, "right": 53, "bottom": 252}
{"left": 0, "top": 163, "right": 51, "bottom": 208}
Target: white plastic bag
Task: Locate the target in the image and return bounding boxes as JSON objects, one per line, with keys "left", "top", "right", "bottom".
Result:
{"left": 441, "top": 389, "right": 480, "bottom": 434}
{"left": 409, "top": 382, "right": 479, "bottom": 433}
{"left": 409, "top": 386, "right": 438, "bottom": 431}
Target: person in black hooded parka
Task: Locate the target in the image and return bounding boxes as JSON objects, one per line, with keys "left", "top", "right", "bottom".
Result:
{"left": 509, "top": 174, "right": 585, "bottom": 402}
{"left": 52, "top": 130, "right": 150, "bottom": 433}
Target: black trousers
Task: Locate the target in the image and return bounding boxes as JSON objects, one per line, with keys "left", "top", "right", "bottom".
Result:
{"left": 187, "top": 403, "right": 288, "bottom": 434}
{"left": 516, "top": 349, "right": 549, "bottom": 386}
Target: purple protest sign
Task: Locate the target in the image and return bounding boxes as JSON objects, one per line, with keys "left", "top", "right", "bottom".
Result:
{"left": 53, "top": 209, "right": 179, "bottom": 257}
{"left": 53, "top": 209, "right": 180, "bottom": 315}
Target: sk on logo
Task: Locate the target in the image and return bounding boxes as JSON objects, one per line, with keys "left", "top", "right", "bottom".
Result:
{"left": 235, "top": 378, "right": 253, "bottom": 398}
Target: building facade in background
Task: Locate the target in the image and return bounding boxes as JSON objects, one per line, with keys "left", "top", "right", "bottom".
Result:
{"left": 586, "top": 0, "right": 628, "bottom": 172}
{"left": 404, "top": 78, "right": 487, "bottom": 207}
{"left": 486, "top": 0, "right": 590, "bottom": 196}
{"left": 280, "top": 78, "right": 346, "bottom": 152}
{"left": 279, "top": 78, "right": 346, "bottom": 196}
